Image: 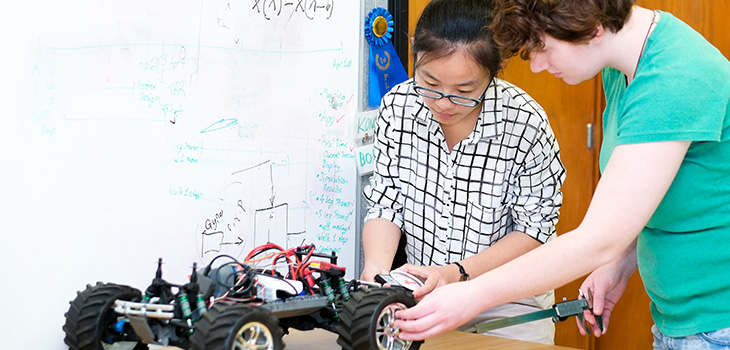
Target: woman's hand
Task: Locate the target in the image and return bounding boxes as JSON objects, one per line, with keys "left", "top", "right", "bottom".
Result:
{"left": 396, "top": 264, "right": 460, "bottom": 299}
{"left": 576, "top": 255, "right": 634, "bottom": 337}
{"left": 394, "top": 280, "right": 482, "bottom": 340}
{"left": 360, "top": 263, "right": 390, "bottom": 282}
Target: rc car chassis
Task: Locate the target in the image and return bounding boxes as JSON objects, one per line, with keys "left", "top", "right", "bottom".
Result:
{"left": 63, "top": 244, "right": 422, "bottom": 350}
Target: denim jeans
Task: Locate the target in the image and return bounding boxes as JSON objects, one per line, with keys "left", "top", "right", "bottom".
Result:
{"left": 652, "top": 324, "right": 730, "bottom": 350}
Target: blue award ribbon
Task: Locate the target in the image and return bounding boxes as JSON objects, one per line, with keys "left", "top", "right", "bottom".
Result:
{"left": 365, "top": 8, "right": 409, "bottom": 108}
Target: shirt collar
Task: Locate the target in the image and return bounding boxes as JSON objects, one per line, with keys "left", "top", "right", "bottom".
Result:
{"left": 469, "top": 78, "right": 503, "bottom": 142}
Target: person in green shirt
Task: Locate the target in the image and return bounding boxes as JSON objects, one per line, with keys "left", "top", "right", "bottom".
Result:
{"left": 393, "top": 0, "right": 730, "bottom": 348}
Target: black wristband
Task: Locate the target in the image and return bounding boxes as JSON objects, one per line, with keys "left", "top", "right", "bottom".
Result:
{"left": 452, "top": 261, "right": 470, "bottom": 281}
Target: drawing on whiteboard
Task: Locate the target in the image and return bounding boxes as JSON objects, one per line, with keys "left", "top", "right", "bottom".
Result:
{"left": 251, "top": 0, "right": 335, "bottom": 21}
{"left": 199, "top": 160, "right": 306, "bottom": 259}
{"left": 253, "top": 162, "right": 306, "bottom": 249}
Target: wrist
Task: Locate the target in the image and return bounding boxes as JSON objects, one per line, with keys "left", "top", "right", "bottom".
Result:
{"left": 360, "top": 263, "right": 390, "bottom": 282}
{"left": 451, "top": 261, "right": 470, "bottom": 281}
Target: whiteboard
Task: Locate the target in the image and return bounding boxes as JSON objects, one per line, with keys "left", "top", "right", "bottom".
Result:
{"left": 0, "top": 1, "right": 364, "bottom": 348}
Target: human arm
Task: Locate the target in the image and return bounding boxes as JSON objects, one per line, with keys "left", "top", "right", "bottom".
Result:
{"left": 399, "top": 230, "right": 542, "bottom": 299}
{"left": 394, "top": 140, "right": 691, "bottom": 340}
{"left": 360, "top": 218, "right": 402, "bottom": 281}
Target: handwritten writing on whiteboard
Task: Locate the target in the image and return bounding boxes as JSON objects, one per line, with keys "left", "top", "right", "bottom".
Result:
{"left": 21, "top": 0, "right": 360, "bottom": 270}
{"left": 308, "top": 84, "right": 357, "bottom": 253}
{"left": 252, "top": 0, "right": 335, "bottom": 20}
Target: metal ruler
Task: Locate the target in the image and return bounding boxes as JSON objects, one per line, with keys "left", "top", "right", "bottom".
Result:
{"left": 475, "top": 290, "right": 604, "bottom": 335}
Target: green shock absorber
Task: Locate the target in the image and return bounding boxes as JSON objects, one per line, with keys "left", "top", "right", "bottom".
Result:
{"left": 318, "top": 277, "right": 338, "bottom": 317}
{"left": 335, "top": 276, "right": 350, "bottom": 301}
{"left": 178, "top": 293, "right": 193, "bottom": 319}
{"left": 195, "top": 293, "right": 207, "bottom": 318}
{"left": 319, "top": 278, "right": 335, "bottom": 303}
{"left": 178, "top": 292, "right": 194, "bottom": 335}
{"left": 188, "top": 262, "right": 207, "bottom": 321}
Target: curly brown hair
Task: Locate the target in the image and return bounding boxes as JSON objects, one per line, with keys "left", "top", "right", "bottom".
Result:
{"left": 491, "top": 0, "right": 636, "bottom": 60}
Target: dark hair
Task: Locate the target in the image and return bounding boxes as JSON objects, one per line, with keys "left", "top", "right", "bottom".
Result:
{"left": 492, "top": 0, "right": 636, "bottom": 60}
{"left": 413, "top": 0, "right": 502, "bottom": 78}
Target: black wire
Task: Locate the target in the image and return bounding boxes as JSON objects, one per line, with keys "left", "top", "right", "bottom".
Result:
{"left": 203, "top": 254, "right": 241, "bottom": 276}
{"left": 201, "top": 255, "right": 256, "bottom": 297}
{"left": 214, "top": 261, "right": 255, "bottom": 296}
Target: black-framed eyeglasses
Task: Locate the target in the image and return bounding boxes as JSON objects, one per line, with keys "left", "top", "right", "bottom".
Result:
{"left": 412, "top": 77, "right": 492, "bottom": 107}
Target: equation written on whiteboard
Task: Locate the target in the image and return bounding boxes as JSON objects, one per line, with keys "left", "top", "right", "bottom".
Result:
{"left": 251, "top": 0, "right": 335, "bottom": 20}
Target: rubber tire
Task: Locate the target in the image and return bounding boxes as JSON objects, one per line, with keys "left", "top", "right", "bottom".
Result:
{"left": 63, "top": 282, "right": 149, "bottom": 350}
{"left": 336, "top": 287, "right": 423, "bottom": 350}
{"left": 189, "top": 303, "right": 285, "bottom": 350}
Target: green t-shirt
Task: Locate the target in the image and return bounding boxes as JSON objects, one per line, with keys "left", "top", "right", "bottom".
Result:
{"left": 601, "top": 11, "right": 730, "bottom": 337}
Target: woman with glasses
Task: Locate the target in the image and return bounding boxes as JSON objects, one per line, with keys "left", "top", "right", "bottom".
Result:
{"left": 394, "top": 0, "right": 730, "bottom": 348}
{"left": 360, "top": 0, "right": 565, "bottom": 344}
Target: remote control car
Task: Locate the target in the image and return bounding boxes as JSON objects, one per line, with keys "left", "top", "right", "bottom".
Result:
{"left": 62, "top": 243, "right": 422, "bottom": 350}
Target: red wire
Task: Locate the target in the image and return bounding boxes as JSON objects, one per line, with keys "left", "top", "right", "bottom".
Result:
{"left": 245, "top": 243, "right": 286, "bottom": 261}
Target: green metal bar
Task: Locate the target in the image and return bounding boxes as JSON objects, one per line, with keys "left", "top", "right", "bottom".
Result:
{"left": 474, "top": 308, "right": 557, "bottom": 333}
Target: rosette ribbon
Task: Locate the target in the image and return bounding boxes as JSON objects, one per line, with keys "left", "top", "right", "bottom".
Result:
{"left": 365, "top": 7, "right": 408, "bottom": 107}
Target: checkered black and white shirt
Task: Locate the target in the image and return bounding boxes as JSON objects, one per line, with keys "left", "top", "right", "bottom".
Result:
{"left": 364, "top": 78, "right": 565, "bottom": 267}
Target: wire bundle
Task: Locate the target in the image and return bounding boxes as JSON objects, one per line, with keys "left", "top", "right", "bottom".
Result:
{"left": 203, "top": 243, "right": 347, "bottom": 306}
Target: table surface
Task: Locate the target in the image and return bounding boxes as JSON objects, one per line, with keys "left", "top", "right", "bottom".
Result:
{"left": 155, "top": 328, "right": 580, "bottom": 350}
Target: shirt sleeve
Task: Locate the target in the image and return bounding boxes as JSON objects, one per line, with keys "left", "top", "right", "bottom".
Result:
{"left": 362, "top": 97, "right": 405, "bottom": 228}
{"left": 509, "top": 109, "right": 566, "bottom": 243}
{"left": 617, "top": 72, "right": 725, "bottom": 144}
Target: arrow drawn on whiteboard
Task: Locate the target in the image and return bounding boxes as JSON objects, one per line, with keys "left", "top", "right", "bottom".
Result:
{"left": 201, "top": 118, "right": 238, "bottom": 133}
{"left": 221, "top": 237, "right": 244, "bottom": 246}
